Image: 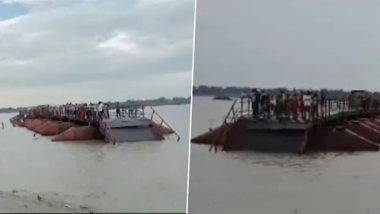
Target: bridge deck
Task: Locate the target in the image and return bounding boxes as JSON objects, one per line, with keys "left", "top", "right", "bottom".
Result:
{"left": 201, "top": 96, "right": 380, "bottom": 153}
{"left": 19, "top": 104, "right": 180, "bottom": 142}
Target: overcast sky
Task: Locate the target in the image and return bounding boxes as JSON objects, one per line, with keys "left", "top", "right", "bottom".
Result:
{"left": 0, "top": 0, "right": 194, "bottom": 107}
{"left": 194, "top": 0, "right": 380, "bottom": 91}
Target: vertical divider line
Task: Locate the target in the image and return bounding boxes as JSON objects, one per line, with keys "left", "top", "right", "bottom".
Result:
{"left": 186, "top": 0, "right": 198, "bottom": 213}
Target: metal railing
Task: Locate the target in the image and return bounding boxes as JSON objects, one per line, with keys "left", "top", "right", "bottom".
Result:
{"left": 149, "top": 106, "right": 181, "bottom": 142}
{"left": 223, "top": 96, "right": 380, "bottom": 125}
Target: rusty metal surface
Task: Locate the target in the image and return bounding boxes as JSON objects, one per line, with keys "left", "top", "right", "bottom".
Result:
{"left": 306, "top": 127, "right": 379, "bottom": 152}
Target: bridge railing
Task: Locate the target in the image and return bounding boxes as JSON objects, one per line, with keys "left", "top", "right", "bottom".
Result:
{"left": 223, "top": 96, "right": 379, "bottom": 124}
{"left": 109, "top": 105, "right": 181, "bottom": 141}
{"left": 148, "top": 106, "right": 181, "bottom": 142}
{"left": 109, "top": 105, "right": 180, "bottom": 141}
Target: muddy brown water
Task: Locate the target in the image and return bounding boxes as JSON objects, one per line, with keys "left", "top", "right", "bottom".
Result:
{"left": 0, "top": 104, "right": 189, "bottom": 213}
{"left": 189, "top": 96, "right": 380, "bottom": 214}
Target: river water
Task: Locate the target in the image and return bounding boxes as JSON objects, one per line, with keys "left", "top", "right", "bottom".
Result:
{"left": 0, "top": 104, "right": 189, "bottom": 213}
{"left": 189, "top": 96, "right": 380, "bottom": 214}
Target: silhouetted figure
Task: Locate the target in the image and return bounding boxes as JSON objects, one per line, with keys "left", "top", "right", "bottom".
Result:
{"left": 116, "top": 102, "right": 121, "bottom": 118}
{"left": 311, "top": 93, "right": 319, "bottom": 121}
{"left": 250, "top": 88, "right": 260, "bottom": 118}
{"left": 260, "top": 91, "right": 270, "bottom": 120}
{"left": 299, "top": 91, "right": 305, "bottom": 120}
{"left": 320, "top": 90, "right": 326, "bottom": 117}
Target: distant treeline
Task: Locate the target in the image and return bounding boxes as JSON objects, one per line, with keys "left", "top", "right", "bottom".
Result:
{"left": 193, "top": 85, "right": 380, "bottom": 100}
{"left": 110, "top": 96, "right": 191, "bottom": 107}
{"left": 0, "top": 96, "right": 191, "bottom": 113}
{"left": 0, "top": 107, "right": 20, "bottom": 113}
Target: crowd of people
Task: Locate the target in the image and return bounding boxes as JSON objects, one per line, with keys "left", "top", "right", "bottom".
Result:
{"left": 244, "top": 89, "right": 377, "bottom": 122}
{"left": 51, "top": 101, "right": 111, "bottom": 122}
{"left": 21, "top": 101, "right": 144, "bottom": 124}
{"left": 22, "top": 101, "right": 110, "bottom": 123}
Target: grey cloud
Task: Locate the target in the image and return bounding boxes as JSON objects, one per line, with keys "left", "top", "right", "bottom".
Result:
{"left": 194, "top": 0, "right": 380, "bottom": 91}
{"left": 0, "top": 0, "right": 194, "bottom": 106}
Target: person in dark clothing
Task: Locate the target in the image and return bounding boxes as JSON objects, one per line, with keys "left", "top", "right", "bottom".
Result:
{"left": 260, "top": 91, "right": 265, "bottom": 115}
{"left": 250, "top": 89, "right": 258, "bottom": 118}
{"left": 260, "top": 90, "right": 268, "bottom": 119}
{"left": 86, "top": 104, "right": 92, "bottom": 125}
{"left": 256, "top": 90, "right": 261, "bottom": 116}
{"left": 275, "top": 93, "right": 282, "bottom": 120}
{"left": 261, "top": 92, "right": 271, "bottom": 120}
{"left": 277, "top": 90, "right": 286, "bottom": 120}
{"left": 105, "top": 104, "right": 110, "bottom": 119}
{"left": 116, "top": 102, "right": 121, "bottom": 118}
{"left": 320, "top": 90, "right": 326, "bottom": 118}
{"left": 348, "top": 93, "right": 353, "bottom": 110}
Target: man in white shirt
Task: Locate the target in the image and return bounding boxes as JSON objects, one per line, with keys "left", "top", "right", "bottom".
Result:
{"left": 98, "top": 101, "right": 104, "bottom": 120}
{"left": 303, "top": 92, "right": 312, "bottom": 121}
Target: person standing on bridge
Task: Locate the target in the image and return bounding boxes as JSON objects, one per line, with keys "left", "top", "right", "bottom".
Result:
{"left": 303, "top": 91, "right": 312, "bottom": 121}
{"left": 90, "top": 103, "right": 96, "bottom": 122}
{"left": 105, "top": 104, "right": 110, "bottom": 119}
{"left": 250, "top": 89, "right": 257, "bottom": 118}
{"left": 319, "top": 90, "right": 326, "bottom": 118}
{"left": 70, "top": 103, "right": 75, "bottom": 121}
{"left": 98, "top": 101, "right": 104, "bottom": 121}
{"left": 299, "top": 91, "right": 305, "bottom": 120}
{"left": 257, "top": 89, "right": 262, "bottom": 117}
{"left": 276, "top": 90, "right": 286, "bottom": 120}
{"left": 311, "top": 92, "right": 319, "bottom": 121}
{"left": 67, "top": 103, "right": 71, "bottom": 121}
{"left": 80, "top": 104, "right": 86, "bottom": 121}
{"left": 85, "top": 104, "right": 91, "bottom": 125}
{"left": 290, "top": 92, "right": 299, "bottom": 122}
{"left": 116, "top": 102, "right": 121, "bottom": 118}
{"left": 262, "top": 91, "right": 271, "bottom": 120}
{"left": 121, "top": 103, "right": 126, "bottom": 117}
{"left": 274, "top": 92, "right": 282, "bottom": 120}
{"left": 269, "top": 95, "right": 276, "bottom": 118}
